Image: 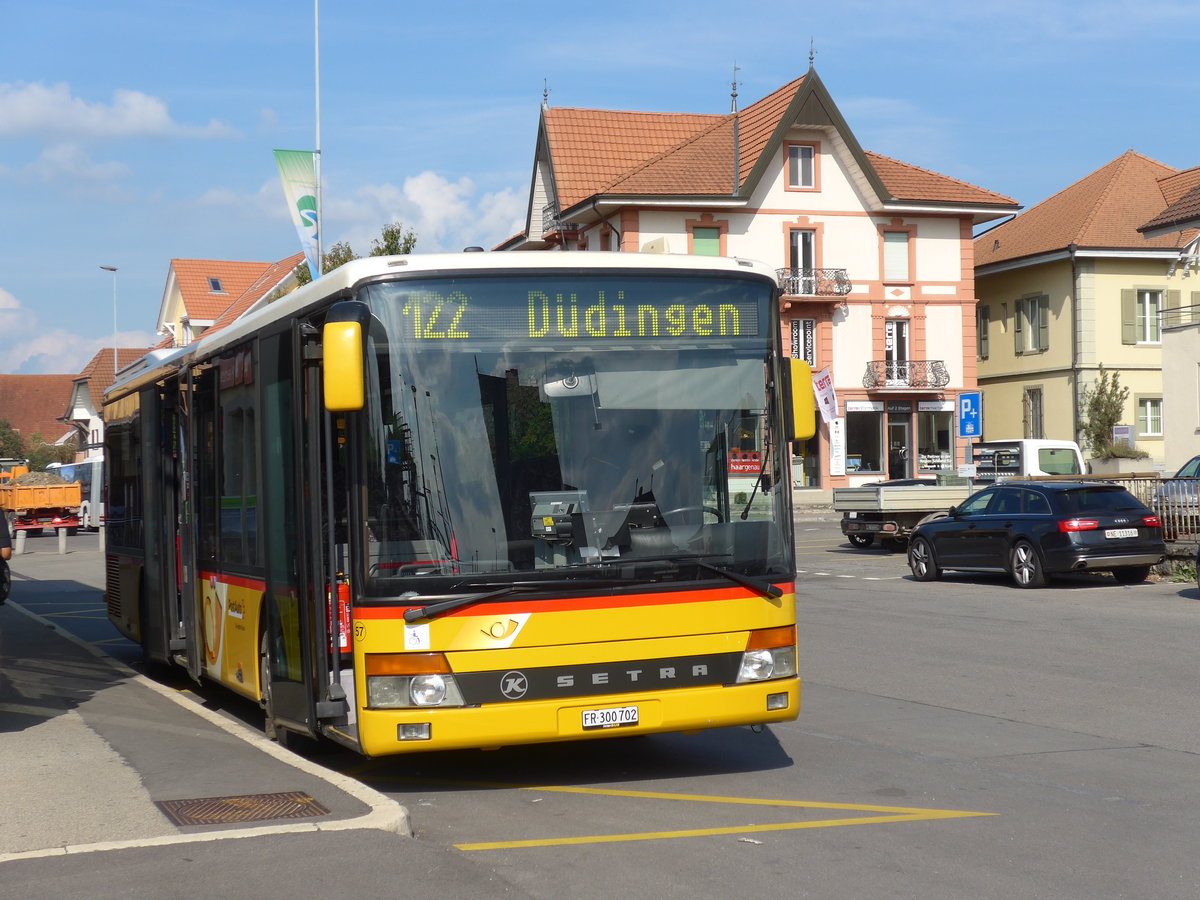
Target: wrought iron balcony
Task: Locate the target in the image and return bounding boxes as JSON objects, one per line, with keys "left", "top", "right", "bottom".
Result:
{"left": 776, "top": 267, "right": 852, "bottom": 298}
{"left": 541, "top": 202, "right": 581, "bottom": 239}
{"left": 862, "top": 360, "right": 950, "bottom": 390}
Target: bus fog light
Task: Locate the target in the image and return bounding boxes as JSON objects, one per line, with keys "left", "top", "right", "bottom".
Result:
{"left": 766, "top": 692, "right": 789, "bottom": 711}
{"left": 367, "top": 676, "right": 409, "bottom": 708}
{"left": 398, "top": 723, "right": 431, "bottom": 741}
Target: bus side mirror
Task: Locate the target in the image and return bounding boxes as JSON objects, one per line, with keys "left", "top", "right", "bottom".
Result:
{"left": 786, "top": 359, "right": 817, "bottom": 441}
{"left": 323, "top": 300, "right": 370, "bottom": 412}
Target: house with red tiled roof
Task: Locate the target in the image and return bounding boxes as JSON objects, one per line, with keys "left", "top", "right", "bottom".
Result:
{"left": 1139, "top": 165, "right": 1200, "bottom": 471}
{"left": 501, "top": 68, "right": 1018, "bottom": 491}
{"left": 155, "top": 254, "right": 304, "bottom": 348}
{"left": 61, "top": 347, "right": 153, "bottom": 457}
{"left": 974, "top": 151, "right": 1199, "bottom": 469}
{"left": 0, "top": 374, "right": 77, "bottom": 450}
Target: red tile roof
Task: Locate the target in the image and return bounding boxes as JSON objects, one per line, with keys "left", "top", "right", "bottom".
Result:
{"left": 76, "top": 348, "right": 152, "bottom": 395}
{"left": 540, "top": 72, "right": 1015, "bottom": 214}
{"left": 172, "top": 259, "right": 286, "bottom": 321}
{"left": 976, "top": 151, "right": 1197, "bottom": 267}
{"left": 1140, "top": 166, "right": 1200, "bottom": 236}
{"left": 0, "top": 374, "right": 77, "bottom": 445}
{"left": 205, "top": 252, "right": 305, "bottom": 337}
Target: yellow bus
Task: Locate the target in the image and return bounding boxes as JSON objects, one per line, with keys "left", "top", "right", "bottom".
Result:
{"left": 104, "top": 252, "right": 815, "bottom": 756}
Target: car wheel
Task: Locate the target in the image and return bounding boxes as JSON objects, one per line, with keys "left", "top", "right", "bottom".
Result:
{"left": 1112, "top": 565, "right": 1151, "bottom": 585}
{"left": 908, "top": 537, "right": 940, "bottom": 582}
{"left": 1010, "top": 540, "right": 1046, "bottom": 589}
{"left": 848, "top": 533, "right": 875, "bottom": 548}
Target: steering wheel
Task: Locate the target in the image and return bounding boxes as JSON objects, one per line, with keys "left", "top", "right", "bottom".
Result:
{"left": 662, "top": 505, "right": 724, "bottom": 524}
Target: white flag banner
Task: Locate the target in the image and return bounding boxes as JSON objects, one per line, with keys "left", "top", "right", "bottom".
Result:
{"left": 274, "top": 149, "right": 320, "bottom": 277}
{"left": 812, "top": 367, "right": 839, "bottom": 423}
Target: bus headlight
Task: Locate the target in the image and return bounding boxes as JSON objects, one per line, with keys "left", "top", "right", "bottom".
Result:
{"left": 365, "top": 652, "right": 466, "bottom": 708}
{"left": 735, "top": 626, "right": 797, "bottom": 683}
{"left": 366, "top": 673, "right": 466, "bottom": 708}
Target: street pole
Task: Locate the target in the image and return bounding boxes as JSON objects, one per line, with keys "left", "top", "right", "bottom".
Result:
{"left": 100, "top": 265, "right": 118, "bottom": 372}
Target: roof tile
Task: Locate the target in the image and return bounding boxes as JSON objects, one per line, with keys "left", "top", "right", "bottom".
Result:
{"left": 976, "top": 151, "right": 1196, "bottom": 267}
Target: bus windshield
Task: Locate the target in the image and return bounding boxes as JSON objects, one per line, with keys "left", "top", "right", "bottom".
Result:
{"left": 357, "top": 272, "right": 790, "bottom": 594}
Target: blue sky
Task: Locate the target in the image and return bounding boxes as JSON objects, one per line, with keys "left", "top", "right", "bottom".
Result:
{"left": 2, "top": 0, "right": 1198, "bottom": 373}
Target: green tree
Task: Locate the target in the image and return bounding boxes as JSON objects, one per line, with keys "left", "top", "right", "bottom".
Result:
{"left": 0, "top": 419, "right": 23, "bottom": 459}
{"left": 1080, "top": 365, "right": 1130, "bottom": 455}
{"left": 25, "top": 434, "right": 76, "bottom": 470}
{"left": 370, "top": 221, "right": 417, "bottom": 257}
{"left": 292, "top": 222, "right": 417, "bottom": 285}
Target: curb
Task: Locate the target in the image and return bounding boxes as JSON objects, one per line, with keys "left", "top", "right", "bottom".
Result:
{"left": 0, "top": 600, "right": 411, "bottom": 863}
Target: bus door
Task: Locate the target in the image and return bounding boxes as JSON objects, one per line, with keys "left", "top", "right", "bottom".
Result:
{"left": 176, "top": 369, "right": 203, "bottom": 680}
{"left": 259, "top": 330, "right": 343, "bottom": 741}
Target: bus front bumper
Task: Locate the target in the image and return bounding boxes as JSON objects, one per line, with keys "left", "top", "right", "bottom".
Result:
{"left": 354, "top": 677, "right": 800, "bottom": 756}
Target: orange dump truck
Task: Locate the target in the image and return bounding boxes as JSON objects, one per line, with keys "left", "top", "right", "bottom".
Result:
{"left": 1, "top": 480, "right": 83, "bottom": 533}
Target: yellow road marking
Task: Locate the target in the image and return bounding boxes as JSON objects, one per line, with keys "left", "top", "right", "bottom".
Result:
{"left": 353, "top": 773, "right": 995, "bottom": 851}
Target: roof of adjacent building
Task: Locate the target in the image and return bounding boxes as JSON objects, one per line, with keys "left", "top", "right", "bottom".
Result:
{"left": 1140, "top": 166, "right": 1200, "bottom": 237}
{"left": 157, "top": 252, "right": 305, "bottom": 349}
{"left": 0, "top": 374, "right": 78, "bottom": 445}
{"left": 67, "top": 348, "right": 154, "bottom": 417}
{"left": 171, "top": 258, "right": 293, "bottom": 322}
{"left": 976, "top": 151, "right": 1198, "bottom": 269}
{"left": 205, "top": 252, "right": 305, "bottom": 335}
{"left": 538, "top": 70, "right": 1017, "bottom": 216}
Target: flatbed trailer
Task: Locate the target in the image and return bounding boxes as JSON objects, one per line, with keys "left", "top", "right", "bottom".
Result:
{"left": 834, "top": 483, "right": 975, "bottom": 549}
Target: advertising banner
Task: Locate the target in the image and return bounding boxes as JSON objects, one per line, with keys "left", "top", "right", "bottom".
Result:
{"left": 273, "top": 149, "right": 320, "bottom": 277}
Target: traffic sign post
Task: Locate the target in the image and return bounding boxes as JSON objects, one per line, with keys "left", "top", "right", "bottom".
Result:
{"left": 957, "top": 391, "right": 982, "bottom": 478}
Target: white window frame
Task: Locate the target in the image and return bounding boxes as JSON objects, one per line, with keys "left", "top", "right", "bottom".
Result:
{"left": 1138, "top": 397, "right": 1163, "bottom": 436}
{"left": 787, "top": 144, "right": 815, "bottom": 189}
{"left": 1136, "top": 289, "right": 1162, "bottom": 343}
{"left": 883, "top": 232, "right": 910, "bottom": 283}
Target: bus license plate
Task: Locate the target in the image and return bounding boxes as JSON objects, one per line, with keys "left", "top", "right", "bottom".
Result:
{"left": 1105, "top": 528, "right": 1138, "bottom": 539}
{"left": 581, "top": 705, "right": 639, "bottom": 730}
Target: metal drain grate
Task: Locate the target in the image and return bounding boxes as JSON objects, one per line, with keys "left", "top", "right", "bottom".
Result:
{"left": 155, "top": 791, "right": 331, "bottom": 826}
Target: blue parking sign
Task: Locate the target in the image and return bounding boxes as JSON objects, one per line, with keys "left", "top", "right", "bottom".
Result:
{"left": 958, "top": 391, "right": 982, "bottom": 439}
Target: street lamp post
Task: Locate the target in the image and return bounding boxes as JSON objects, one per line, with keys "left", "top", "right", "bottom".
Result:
{"left": 100, "top": 266, "right": 117, "bottom": 372}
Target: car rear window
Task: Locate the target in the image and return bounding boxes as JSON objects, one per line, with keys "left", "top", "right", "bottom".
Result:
{"left": 1059, "top": 488, "right": 1144, "bottom": 515}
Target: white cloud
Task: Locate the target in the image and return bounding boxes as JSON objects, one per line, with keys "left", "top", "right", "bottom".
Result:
{"left": 0, "top": 82, "right": 239, "bottom": 140}
{"left": 26, "top": 143, "right": 131, "bottom": 182}
{"left": 0, "top": 288, "right": 154, "bottom": 374}
{"left": 328, "top": 171, "right": 525, "bottom": 254}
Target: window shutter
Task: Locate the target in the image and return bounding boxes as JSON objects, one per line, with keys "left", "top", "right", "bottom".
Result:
{"left": 1014, "top": 301, "right": 1023, "bottom": 353}
{"left": 978, "top": 306, "right": 990, "bottom": 359}
{"left": 1120, "top": 289, "right": 1136, "bottom": 344}
{"left": 1037, "top": 296, "right": 1050, "bottom": 351}
{"left": 1165, "top": 289, "right": 1180, "bottom": 325}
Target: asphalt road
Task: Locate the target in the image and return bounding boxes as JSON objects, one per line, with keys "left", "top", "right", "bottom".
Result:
{"left": 13, "top": 521, "right": 1200, "bottom": 899}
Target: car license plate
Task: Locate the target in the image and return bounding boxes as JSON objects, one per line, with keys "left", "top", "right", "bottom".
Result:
{"left": 1105, "top": 528, "right": 1138, "bottom": 539}
{"left": 581, "top": 705, "right": 639, "bottom": 730}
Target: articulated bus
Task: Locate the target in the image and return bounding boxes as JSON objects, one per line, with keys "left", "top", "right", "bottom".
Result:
{"left": 104, "top": 253, "right": 815, "bottom": 756}
{"left": 47, "top": 457, "right": 104, "bottom": 529}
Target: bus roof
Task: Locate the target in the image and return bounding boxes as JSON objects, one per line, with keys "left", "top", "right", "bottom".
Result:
{"left": 106, "top": 252, "right": 779, "bottom": 402}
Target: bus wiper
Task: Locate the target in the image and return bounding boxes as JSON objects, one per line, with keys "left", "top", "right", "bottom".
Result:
{"left": 565, "top": 553, "right": 783, "bottom": 600}
{"left": 403, "top": 585, "right": 526, "bottom": 623}
{"left": 696, "top": 560, "right": 783, "bottom": 599}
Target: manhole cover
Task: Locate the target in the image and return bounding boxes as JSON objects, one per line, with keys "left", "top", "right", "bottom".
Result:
{"left": 155, "top": 791, "right": 331, "bottom": 826}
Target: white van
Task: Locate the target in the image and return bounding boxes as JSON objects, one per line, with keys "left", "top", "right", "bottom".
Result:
{"left": 971, "top": 439, "right": 1084, "bottom": 483}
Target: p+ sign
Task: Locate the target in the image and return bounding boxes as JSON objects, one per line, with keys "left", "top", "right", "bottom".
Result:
{"left": 958, "top": 391, "right": 982, "bottom": 439}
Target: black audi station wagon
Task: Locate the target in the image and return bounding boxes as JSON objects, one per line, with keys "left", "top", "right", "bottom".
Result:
{"left": 907, "top": 481, "right": 1166, "bottom": 589}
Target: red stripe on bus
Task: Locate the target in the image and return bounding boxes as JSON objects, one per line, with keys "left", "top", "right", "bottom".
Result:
{"left": 197, "top": 570, "right": 268, "bottom": 592}
{"left": 352, "top": 583, "right": 792, "bottom": 620}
